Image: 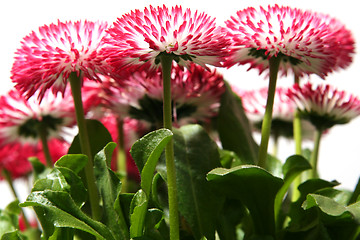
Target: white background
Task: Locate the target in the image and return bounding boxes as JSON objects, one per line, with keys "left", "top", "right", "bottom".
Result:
{"left": 0, "top": 0, "right": 359, "bottom": 208}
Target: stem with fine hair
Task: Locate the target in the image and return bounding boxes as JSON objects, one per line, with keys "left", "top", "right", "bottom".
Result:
{"left": 160, "top": 54, "right": 179, "bottom": 240}
{"left": 309, "top": 128, "right": 323, "bottom": 179}
{"left": 258, "top": 56, "right": 281, "bottom": 168}
{"left": 291, "top": 75, "right": 303, "bottom": 200}
{"left": 116, "top": 118, "right": 128, "bottom": 193}
{"left": 37, "top": 125, "right": 53, "bottom": 167}
{"left": 2, "top": 169, "right": 31, "bottom": 229}
{"left": 69, "top": 72, "right": 101, "bottom": 221}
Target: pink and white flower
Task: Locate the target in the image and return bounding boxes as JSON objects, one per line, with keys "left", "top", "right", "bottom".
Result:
{"left": 237, "top": 87, "right": 295, "bottom": 123}
{"left": 83, "top": 63, "right": 225, "bottom": 127}
{"left": 0, "top": 139, "right": 69, "bottom": 179}
{"left": 225, "top": 5, "right": 355, "bottom": 78}
{"left": 11, "top": 20, "right": 109, "bottom": 100}
{"left": 102, "top": 5, "right": 230, "bottom": 73}
{"left": 0, "top": 89, "right": 76, "bottom": 145}
{"left": 287, "top": 82, "right": 360, "bottom": 130}
{"left": 237, "top": 86, "right": 315, "bottom": 138}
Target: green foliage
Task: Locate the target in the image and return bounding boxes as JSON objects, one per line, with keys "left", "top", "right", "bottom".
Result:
{"left": 129, "top": 128, "right": 173, "bottom": 238}
{"left": 207, "top": 165, "right": 283, "bottom": 238}
{"left": 94, "top": 142, "right": 129, "bottom": 239}
{"left": 216, "top": 81, "right": 258, "bottom": 164}
{"left": 164, "top": 124, "right": 224, "bottom": 240}
{"left": 68, "top": 119, "right": 113, "bottom": 157}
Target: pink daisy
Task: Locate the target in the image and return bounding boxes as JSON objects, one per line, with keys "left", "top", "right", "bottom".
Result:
{"left": 11, "top": 20, "right": 109, "bottom": 100}
{"left": 237, "top": 87, "right": 295, "bottom": 124}
{"left": 225, "top": 5, "right": 354, "bottom": 78}
{"left": 0, "top": 89, "right": 76, "bottom": 145}
{"left": 237, "top": 86, "right": 315, "bottom": 138}
{"left": 287, "top": 82, "right": 360, "bottom": 130}
{"left": 83, "top": 63, "right": 225, "bottom": 127}
{"left": 0, "top": 139, "right": 69, "bottom": 179}
{"left": 102, "top": 5, "right": 230, "bottom": 73}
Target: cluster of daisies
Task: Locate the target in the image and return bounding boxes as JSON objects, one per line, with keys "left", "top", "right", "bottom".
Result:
{"left": 0, "top": 4, "right": 358, "bottom": 183}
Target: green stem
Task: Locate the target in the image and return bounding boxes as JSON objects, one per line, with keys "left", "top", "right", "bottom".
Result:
{"left": 160, "top": 54, "right": 179, "bottom": 240}
{"left": 348, "top": 177, "right": 360, "bottom": 205}
{"left": 291, "top": 75, "right": 303, "bottom": 201}
{"left": 291, "top": 110, "right": 303, "bottom": 201}
{"left": 69, "top": 72, "right": 101, "bottom": 221}
{"left": 116, "top": 118, "right": 127, "bottom": 193}
{"left": 2, "top": 169, "right": 31, "bottom": 229}
{"left": 258, "top": 56, "right": 281, "bottom": 168}
{"left": 272, "top": 133, "right": 279, "bottom": 157}
{"left": 37, "top": 126, "right": 53, "bottom": 167}
{"left": 309, "top": 129, "right": 323, "bottom": 179}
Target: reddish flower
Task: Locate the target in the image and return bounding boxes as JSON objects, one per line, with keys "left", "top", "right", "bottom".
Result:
{"left": 0, "top": 89, "right": 76, "bottom": 145}
{"left": 236, "top": 86, "right": 315, "bottom": 138}
{"left": 83, "top": 63, "right": 225, "bottom": 127}
{"left": 102, "top": 5, "right": 229, "bottom": 73}
{"left": 287, "top": 82, "right": 360, "bottom": 130}
{"left": 237, "top": 87, "right": 295, "bottom": 123}
{"left": 11, "top": 20, "right": 109, "bottom": 100}
{"left": 225, "top": 5, "right": 354, "bottom": 78}
{"left": 0, "top": 139, "right": 69, "bottom": 179}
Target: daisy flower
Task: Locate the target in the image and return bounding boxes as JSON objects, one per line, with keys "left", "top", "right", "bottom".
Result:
{"left": 0, "top": 89, "right": 75, "bottom": 145}
{"left": 11, "top": 20, "right": 109, "bottom": 100}
{"left": 225, "top": 4, "right": 355, "bottom": 78}
{"left": 287, "top": 82, "right": 360, "bottom": 130}
{"left": 237, "top": 86, "right": 316, "bottom": 142}
{"left": 83, "top": 63, "right": 225, "bottom": 128}
{"left": 103, "top": 5, "right": 230, "bottom": 73}
{"left": 287, "top": 82, "right": 360, "bottom": 178}
{"left": 0, "top": 139, "right": 69, "bottom": 180}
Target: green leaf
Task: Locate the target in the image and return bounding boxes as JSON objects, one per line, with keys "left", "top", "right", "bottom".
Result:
{"left": 303, "top": 194, "right": 360, "bottom": 223}
{"left": 166, "top": 124, "right": 224, "bottom": 240}
{"left": 216, "top": 81, "right": 258, "bottom": 164}
{"left": 32, "top": 166, "right": 87, "bottom": 207}
{"left": 28, "top": 157, "right": 51, "bottom": 181}
{"left": 286, "top": 179, "right": 342, "bottom": 233}
{"left": 129, "top": 129, "right": 172, "bottom": 238}
{"left": 54, "top": 154, "right": 88, "bottom": 174}
{"left": 48, "top": 228, "right": 74, "bottom": 240}
{"left": 130, "top": 128, "right": 173, "bottom": 192}
{"left": 130, "top": 190, "right": 148, "bottom": 238}
{"left": 20, "top": 191, "right": 116, "bottom": 240}
{"left": 274, "top": 155, "right": 312, "bottom": 224}
{"left": 93, "top": 142, "right": 129, "bottom": 239}
{"left": 0, "top": 210, "right": 17, "bottom": 238}
{"left": 68, "top": 119, "right": 113, "bottom": 157}
{"left": 207, "top": 165, "right": 283, "bottom": 237}
{"left": 302, "top": 194, "right": 360, "bottom": 239}
{"left": 1, "top": 230, "right": 25, "bottom": 240}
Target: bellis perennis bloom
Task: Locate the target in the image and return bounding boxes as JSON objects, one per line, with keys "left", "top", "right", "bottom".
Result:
{"left": 287, "top": 82, "right": 360, "bottom": 130}
{"left": 0, "top": 139, "right": 69, "bottom": 179}
{"left": 225, "top": 5, "right": 355, "bottom": 78}
{"left": 103, "top": 5, "right": 230, "bottom": 73}
{"left": 237, "top": 86, "right": 315, "bottom": 138}
{"left": 83, "top": 63, "right": 225, "bottom": 127}
{"left": 11, "top": 20, "right": 109, "bottom": 100}
{"left": 0, "top": 89, "right": 75, "bottom": 145}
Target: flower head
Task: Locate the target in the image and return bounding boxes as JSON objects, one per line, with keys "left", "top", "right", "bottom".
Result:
{"left": 84, "top": 63, "right": 225, "bottom": 127}
{"left": 0, "top": 89, "right": 75, "bottom": 145}
{"left": 287, "top": 82, "right": 360, "bottom": 130}
{"left": 103, "top": 5, "right": 229, "bottom": 73}
{"left": 225, "top": 5, "right": 355, "bottom": 78}
{"left": 11, "top": 20, "right": 109, "bottom": 100}
{"left": 237, "top": 86, "right": 314, "bottom": 138}
{"left": 0, "top": 139, "right": 69, "bottom": 179}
